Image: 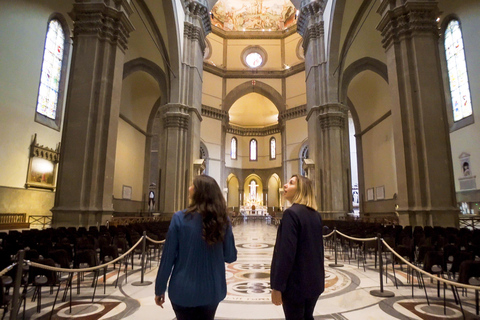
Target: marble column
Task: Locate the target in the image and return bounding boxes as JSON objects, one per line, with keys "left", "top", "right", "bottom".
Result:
{"left": 298, "top": 0, "right": 349, "bottom": 219}
{"left": 159, "top": 0, "right": 210, "bottom": 216}
{"left": 377, "top": 0, "right": 459, "bottom": 227}
{"left": 52, "top": 0, "right": 134, "bottom": 227}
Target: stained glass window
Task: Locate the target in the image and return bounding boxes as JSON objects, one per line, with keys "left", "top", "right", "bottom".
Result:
{"left": 36, "top": 19, "right": 65, "bottom": 120}
{"left": 444, "top": 19, "right": 472, "bottom": 122}
{"left": 270, "top": 137, "right": 276, "bottom": 159}
{"left": 246, "top": 52, "right": 263, "bottom": 68}
{"left": 250, "top": 139, "right": 257, "bottom": 161}
{"left": 231, "top": 137, "right": 237, "bottom": 159}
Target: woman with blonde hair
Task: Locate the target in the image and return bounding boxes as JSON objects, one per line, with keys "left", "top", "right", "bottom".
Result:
{"left": 155, "top": 175, "right": 237, "bottom": 320}
{"left": 270, "top": 174, "right": 325, "bottom": 320}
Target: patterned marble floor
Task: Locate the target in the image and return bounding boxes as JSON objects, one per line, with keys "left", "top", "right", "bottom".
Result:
{"left": 13, "top": 219, "right": 480, "bottom": 319}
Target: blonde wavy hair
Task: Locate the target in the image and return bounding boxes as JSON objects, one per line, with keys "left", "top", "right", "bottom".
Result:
{"left": 289, "top": 174, "right": 318, "bottom": 210}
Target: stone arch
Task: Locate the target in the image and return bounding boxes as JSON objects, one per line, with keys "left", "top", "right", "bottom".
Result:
{"left": 299, "top": 138, "right": 309, "bottom": 176}
{"left": 267, "top": 173, "right": 281, "bottom": 209}
{"left": 340, "top": 57, "right": 388, "bottom": 104}
{"left": 243, "top": 173, "right": 263, "bottom": 205}
{"left": 122, "top": 58, "right": 169, "bottom": 213}
{"left": 223, "top": 81, "right": 285, "bottom": 113}
{"left": 227, "top": 173, "right": 240, "bottom": 209}
{"left": 200, "top": 140, "right": 209, "bottom": 175}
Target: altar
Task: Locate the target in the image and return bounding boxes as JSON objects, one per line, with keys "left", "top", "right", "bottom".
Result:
{"left": 240, "top": 205, "right": 268, "bottom": 217}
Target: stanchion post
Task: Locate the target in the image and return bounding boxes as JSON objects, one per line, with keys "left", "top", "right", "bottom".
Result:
{"left": 132, "top": 232, "right": 152, "bottom": 286}
{"left": 329, "top": 228, "right": 344, "bottom": 268}
{"left": 9, "top": 250, "right": 25, "bottom": 320}
{"left": 370, "top": 234, "right": 394, "bottom": 297}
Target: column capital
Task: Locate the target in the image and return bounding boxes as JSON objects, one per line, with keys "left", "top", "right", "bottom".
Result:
{"left": 184, "top": 22, "right": 207, "bottom": 55}
{"left": 306, "top": 103, "right": 348, "bottom": 121}
{"left": 376, "top": 0, "right": 439, "bottom": 50}
{"left": 162, "top": 103, "right": 202, "bottom": 129}
{"left": 70, "top": 0, "right": 135, "bottom": 52}
{"left": 318, "top": 104, "right": 348, "bottom": 130}
{"left": 297, "top": 0, "right": 327, "bottom": 37}
{"left": 184, "top": 0, "right": 211, "bottom": 35}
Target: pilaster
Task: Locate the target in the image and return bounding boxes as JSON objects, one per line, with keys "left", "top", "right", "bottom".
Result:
{"left": 160, "top": 0, "right": 210, "bottom": 214}
{"left": 52, "top": 0, "right": 134, "bottom": 228}
{"left": 377, "top": 0, "right": 459, "bottom": 227}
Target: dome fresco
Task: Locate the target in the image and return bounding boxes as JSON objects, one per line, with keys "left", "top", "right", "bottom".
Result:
{"left": 211, "top": 0, "right": 297, "bottom": 32}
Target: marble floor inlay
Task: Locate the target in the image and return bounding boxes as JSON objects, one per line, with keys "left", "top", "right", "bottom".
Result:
{"left": 6, "top": 220, "right": 480, "bottom": 319}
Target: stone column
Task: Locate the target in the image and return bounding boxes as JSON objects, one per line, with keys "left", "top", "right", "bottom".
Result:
{"left": 52, "top": 0, "right": 134, "bottom": 227}
{"left": 298, "top": 0, "right": 349, "bottom": 219}
{"left": 377, "top": 0, "right": 459, "bottom": 227}
{"left": 159, "top": 0, "right": 210, "bottom": 215}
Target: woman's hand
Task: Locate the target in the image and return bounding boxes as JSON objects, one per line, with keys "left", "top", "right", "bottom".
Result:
{"left": 271, "top": 289, "right": 282, "bottom": 306}
{"left": 155, "top": 294, "right": 165, "bottom": 308}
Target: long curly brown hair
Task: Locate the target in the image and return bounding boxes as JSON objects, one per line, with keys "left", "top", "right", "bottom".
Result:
{"left": 185, "top": 175, "right": 229, "bottom": 245}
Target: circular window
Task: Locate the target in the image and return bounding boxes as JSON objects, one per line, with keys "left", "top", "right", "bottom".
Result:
{"left": 241, "top": 46, "right": 267, "bottom": 69}
{"left": 245, "top": 52, "right": 263, "bottom": 68}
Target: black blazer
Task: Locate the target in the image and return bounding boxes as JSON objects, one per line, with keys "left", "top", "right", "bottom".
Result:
{"left": 270, "top": 203, "right": 325, "bottom": 302}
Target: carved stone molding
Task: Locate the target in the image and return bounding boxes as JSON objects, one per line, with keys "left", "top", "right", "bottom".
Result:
{"left": 163, "top": 104, "right": 192, "bottom": 130}
{"left": 184, "top": 22, "right": 207, "bottom": 54}
{"left": 201, "top": 105, "right": 228, "bottom": 121}
{"left": 184, "top": 0, "right": 211, "bottom": 35}
{"left": 297, "top": 0, "right": 326, "bottom": 37}
{"left": 227, "top": 124, "right": 281, "bottom": 137}
{"left": 307, "top": 104, "right": 348, "bottom": 129}
{"left": 70, "top": 0, "right": 135, "bottom": 52}
{"left": 279, "top": 105, "right": 307, "bottom": 121}
{"left": 29, "top": 134, "right": 60, "bottom": 163}
{"left": 377, "top": 1, "right": 439, "bottom": 50}
{"left": 302, "top": 22, "right": 324, "bottom": 53}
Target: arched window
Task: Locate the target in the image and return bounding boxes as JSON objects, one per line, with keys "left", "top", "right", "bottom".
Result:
{"left": 444, "top": 19, "right": 473, "bottom": 122}
{"left": 249, "top": 139, "right": 257, "bottom": 161}
{"left": 231, "top": 137, "right": 237, "bottom": 160}
{"left": 35, "top": 18, "right": 69, "bottom": 130}
{"left": 270, "top": 137, "right": 276, "bottom": 160}
{"left": 299, "top": 144, "right": 309, "bottom": 176}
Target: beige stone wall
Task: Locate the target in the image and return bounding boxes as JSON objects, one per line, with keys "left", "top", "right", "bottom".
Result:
{"left": 113, "top": 119, "right": 146, "bottom": 202}
{"left": 206, "top": 33, "right": 224, "bottom": 67}
{"left": 286, "top": 72, "right": 306, "bottom": 108}
{"left": 439, "top": 0, "right": 480, "bottom": 194}
{"left": 0, "top": 0, "right": 72, "bottom": 189}
{"left": 225, "top": 133, "right": 282, "bottom": 169}
{"left": 348, "top": 70, "right": 397, "bottom": 200}
{"left": 200, "top": 117, "right": 223, "bottom": 183}
{"left": 225, "top": 39, "right": 282, "bottom": 69}
{"left": 0, "top": 186, "right": 54, "bottom": 216}
{"left": 202, "top": 72, "right": 223, "bottom": 108}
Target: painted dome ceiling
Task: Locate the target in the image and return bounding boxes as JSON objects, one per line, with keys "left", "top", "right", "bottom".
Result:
{"left": 211, "top": 0, "right": 297, "bottom": 32}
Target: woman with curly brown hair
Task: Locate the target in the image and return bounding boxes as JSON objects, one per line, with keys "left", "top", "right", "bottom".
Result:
{"left": 155, "top": 175, "right": 237, "bottom": 320}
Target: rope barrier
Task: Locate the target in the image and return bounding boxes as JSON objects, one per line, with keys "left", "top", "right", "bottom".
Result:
{"left": 0, "top": 262, "right": 17, "bottom": 277}
{"left": 335, "top": 230, "right": 377, "bottom": 242}
{"left": 145, "top": 236, "right": 165, "bottom": 244}
{"left": 323, "top": 230, "right": 335, "bottom": 238}
{"left": 29, "top": 236, "right": 144, "bottom": 273}
{"left": 381, "top": 238, "right": 480, "bottom": 291}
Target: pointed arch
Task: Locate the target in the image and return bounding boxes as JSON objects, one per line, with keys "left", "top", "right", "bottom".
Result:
{"left": 340, "top": 57, "right": 388, "bottom": 104}
{"left": 223, "top": 81, "right": 285, "bottom": 113}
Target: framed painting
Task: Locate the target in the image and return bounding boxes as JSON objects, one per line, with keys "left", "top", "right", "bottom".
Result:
{"left": 367, "top": 188, "right": 374, "bottom": 201}
{"left": 376, "top": 186, "right": 385, "bottom": 200}
{"left": 122, "top": 185, "right": 132, "bottom": 200}
{"left": 25, "top": 134, "right": 59, "bottom": 191}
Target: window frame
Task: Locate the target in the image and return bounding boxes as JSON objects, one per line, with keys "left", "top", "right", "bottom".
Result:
{"left": 231, "top": 137, "right": 237, "bottom": 160}
{"left": 34, "top": 15, "right": 71, "bottom": 131}
{"left": 241, "top": 46, "right": 267, "bottom": 69}
{"left": 249, "top": 138, "right": 258, "bottom": 161}
{"left": 440, "top": 16, "right": 474, "bottom": 132}
{"left": 269, "top": 137, "right": 276, "bottom": 160}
